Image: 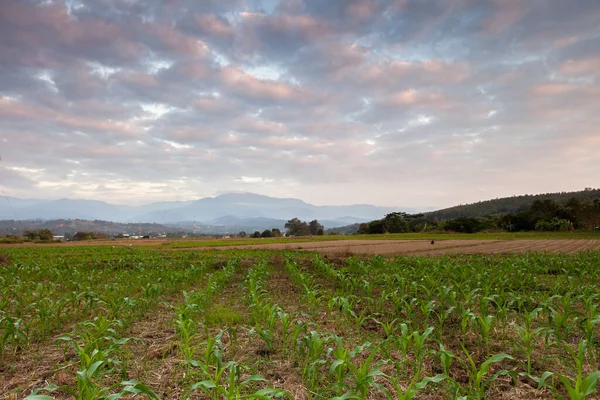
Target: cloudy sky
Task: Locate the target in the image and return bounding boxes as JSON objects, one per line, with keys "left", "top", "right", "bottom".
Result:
{"left": 0, "top": 0, "right": 599, "bottom": 209}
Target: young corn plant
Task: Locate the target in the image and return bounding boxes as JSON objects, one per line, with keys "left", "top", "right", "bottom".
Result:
{"left": 249, "top": 325, "right": 276, "bottom": 354}
{"left": 26, "top": 378, "right": 160, "bottom": 400}
{"left": 190, "top": 362, "right": 291, "bottom": 400}
{"left": 334, "top": 344, "right": 389, "bottom": 399}
{"left": 299, "top": 330, "right": 330, "bottom": 392}
{"left": 175, "top": 312, "right": 198, "bottom": 361}
{"left": 0, "top": 315, "right": 30, "bottom": 358}
{"left": 462, "top": 348, "right": 514, "bottom": 400}
{"left": 389, "top": 374, "right": 446, "bottom": 400}
{"left": 538, "top": 340, "right": 600, "bottom": 400}
{"left": 474, "top": 314, "right": 494, "bottom": 352}
{"left": 512, "top": 307, "right": 545, "bottom": 375}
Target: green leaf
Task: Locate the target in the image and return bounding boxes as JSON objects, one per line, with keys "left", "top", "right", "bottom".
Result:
{"left": 330, "top": 393, "right": 361, "bottom": 400}
{"left": 242, "top": 375, "right": 269, "bottom": 384}
{"left": 581, "top": 371, "right": 600, "bottom": 397}
{"left": 86, "top": 360, "right": 105, "bottom": 379}
{"left": 479, "top": 354, "right": 513, "bottom": 376}
{"left": 530, "top": 371, "right": 554, "bottom": 390}
{"left": 557, "top": 375, "right": 579, "bottom": 400}
{"left": 191, "top": 380, "right": 217, "bottom": 390}
{"left": 120, "top": 380, "right": 161, "bottom": 399}
{"left": 330, "top": 359, "right": 346, "bottom": 375}
{"left": 415, "top": 374, "right": 446, "bottom": 390}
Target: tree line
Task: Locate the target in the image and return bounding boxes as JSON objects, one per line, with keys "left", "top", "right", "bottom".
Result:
{"left": 358, "top": 197, "right": 600, "bottom": 234}
{"left": 426, "top": 187, "right": 600, "bottom": 221}
{"left": 239, "top": 218, "right": 325, "bottom": 238}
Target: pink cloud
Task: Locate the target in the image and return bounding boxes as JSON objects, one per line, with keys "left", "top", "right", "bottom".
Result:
{"left": 169, "top": 127, "right": 214, "bottom": 142}
{"left": 238, "top": 12, "right": 334, "bottom": 53}
{"left": 173, "top": 60, "right": 214, "bottom": 80}
{"left": 558, "top": 57, "right": 600, "bottom": 76}
{"left": 144, "top": 24, "right": 209, "bottom": 56}
{"left": 300, "top": 121, "right": 363, "bottom": 137}
{"left": 234, "top": 117, "right": 287, "bottom": 135}
{"left": 352, "top": 59, "right": 470, "bottom": 90}
{"left": 485, "top": 0, "right": 526, "bottom": 34}
{"left": 530, "top": 83, "right": 575, "bottom": 96}
{"left": 220, "top": 67, "right": 307, "bottom": 102}
{"left": 259, "top": 136, "right": 312, "bottom": 151}
{"left": 0, "top": 97, "right": 140, "bottom": 137}
{"left": 383, "top": 89, "right": 446, "bottom": 108}
{"left": 114, "top": 71, "right": 159, "bottom": 88}
{"left": 0, "top": 98, "right": 40, "bottom": 119}
{"left": 0, "top": 1, "right": 143, "bottom": 66}
{"left": 79, "top": 146, "right": 133, "bottom": 158}
{"left": 194, "top": 96, "right": 234, "bottom": 114}
{"left": 194, "top": 14, "right": 234, "bottom": 37}
{"left": 346, "top": 0, "right": 379, "bottom": 21}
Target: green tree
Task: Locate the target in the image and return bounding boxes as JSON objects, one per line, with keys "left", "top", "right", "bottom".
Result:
{"left": 271, "top": 228, "right": 282, "bottom": 237}
{"left": 23, "top": 229, "right": 53, "bottom": 241}
{"left": 261, "top": 229, "right": 273, "bottom": 238}
{"left": 238, "top": 231, "right": 247, "bottom": 238}
{"left": 443, "top": 217, "right": 483, "bottom": 233}
{"left": 383, "top": 212, "right": 410, "bottom": 233}
{"left": 367, "top": 220, "right": 386, "bottom": 234}
{"left": 308, "top": 219, "right": 324, "bottom": 235}
{"left": 285, "top": 218, "right": 310, "bottom": 236}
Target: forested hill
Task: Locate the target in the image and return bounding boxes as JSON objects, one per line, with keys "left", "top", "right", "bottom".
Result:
{"left": 426, "top": 188, "right": 600, "bottom": 221}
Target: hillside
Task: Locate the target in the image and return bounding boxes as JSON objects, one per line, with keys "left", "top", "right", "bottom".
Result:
{"left": 0, "top": 219, "right": 174, "bottom": 237}
{"left": 0, "top": 193, "right": 398, "bottom": 224}
{"left": 426, "top": 188, "right": 600, "bottom": 221}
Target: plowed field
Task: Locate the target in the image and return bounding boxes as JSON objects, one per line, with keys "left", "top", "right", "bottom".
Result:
{"left": 199, "top": 239, "right": 600, "bottom": 255}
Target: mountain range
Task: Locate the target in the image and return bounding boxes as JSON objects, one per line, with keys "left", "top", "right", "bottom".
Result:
{"left": 0, "top": 193, "right": 403, "bottom": 229}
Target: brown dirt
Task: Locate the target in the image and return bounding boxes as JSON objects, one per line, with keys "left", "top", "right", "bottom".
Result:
{"left": 194, "top": 239, "right": 600, "bottom": 256}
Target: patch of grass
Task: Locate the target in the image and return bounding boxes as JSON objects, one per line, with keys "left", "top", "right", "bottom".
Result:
{"left": 204, "top": 304, "right": 244, "bottom": 327}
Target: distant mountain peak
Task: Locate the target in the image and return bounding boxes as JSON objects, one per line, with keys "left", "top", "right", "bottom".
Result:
{"left": 0, "top": 192, "right": 401, "bottom": 226}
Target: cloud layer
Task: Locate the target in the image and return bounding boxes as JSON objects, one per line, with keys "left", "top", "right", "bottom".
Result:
{"left": 1, "top": 0, "right": 599, "bottom": 208}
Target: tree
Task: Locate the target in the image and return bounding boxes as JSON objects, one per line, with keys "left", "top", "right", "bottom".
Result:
{"left": 442, "top": 217, "right": 483, "bottom": 233}
{"left": 383, "top": 212, "right": 410, "bottom": 233}
{"left": 261, "top": 229, "right": 273, "bottom": 238}
{"left": 271, "top": 228, "right": 282, "bottom": 237}
{"left": 366, "top": 220, "right": 386, "bottom": 234}
{"left": 24, "top": 229, "right": 53, "bottom": 241}
{"left": 308, "top": 220, "right": 324, "bottom": 236}
{"left": 251, "top": 231, "right": 261, "bottom": 238}
{"left": 238, "top": 231, "right": 247, "bottom": 238}
{"left": 358, "top": 223, "right": 369, "bottom": 234}
{"left": 284, "top": 218, "right": 310, "bottom": 236}
{"left": 72, "top": 231, "right": 108, "bottom": 240}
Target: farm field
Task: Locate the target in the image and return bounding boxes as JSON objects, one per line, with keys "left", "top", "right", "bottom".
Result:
{"left": 194, "top": 239, "right": 600, "bottom": 256}
{"left": 1, "top": 246, "right": 600, "bottom": 399}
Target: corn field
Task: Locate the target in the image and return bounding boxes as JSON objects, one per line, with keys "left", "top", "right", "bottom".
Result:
{"left": 1, "top": 246, "right": 600, "bottom": 399}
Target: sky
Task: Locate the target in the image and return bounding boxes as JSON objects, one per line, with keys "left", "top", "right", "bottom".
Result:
{"left": 0, "top": 0, "right": 599, "bottom": 209}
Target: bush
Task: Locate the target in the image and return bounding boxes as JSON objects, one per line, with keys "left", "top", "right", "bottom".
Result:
{"left": 72, "top": 231, "right": 108, "bottom": 241}
{"left": 261, "top": 229, "right": 273, "bottom": 238}
{"left": 443, "top": 217, "right": 484, "bottom": 233}
{"left": 23, "top": 229, "right": 53, "bottom": 241}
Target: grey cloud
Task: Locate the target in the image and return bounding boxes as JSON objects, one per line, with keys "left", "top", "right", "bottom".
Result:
{"left": 0, "top": 0, "right": 598, "bottom": 207}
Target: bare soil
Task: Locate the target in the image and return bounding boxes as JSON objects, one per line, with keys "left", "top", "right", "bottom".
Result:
{"left": 196, "top": 239, "right": 600, "bottom": 256}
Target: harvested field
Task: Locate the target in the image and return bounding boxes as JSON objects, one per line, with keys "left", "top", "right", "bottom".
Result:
{"left": 197, "top": 238, "right": 600, "bottom": 255}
